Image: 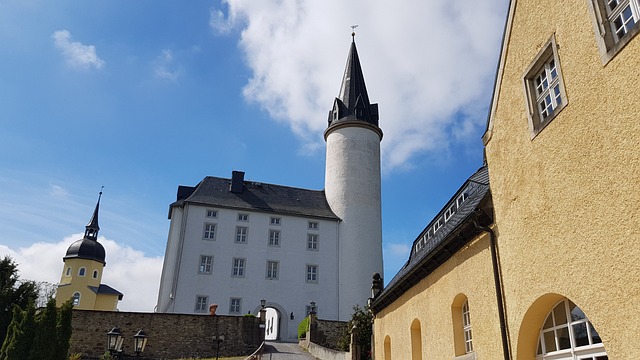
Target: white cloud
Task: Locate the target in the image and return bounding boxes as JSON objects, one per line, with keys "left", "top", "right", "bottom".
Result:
{"left": 211, "top": 0, "right": 508, "bottom": 170}
{"left": 153, "top": 49, "right": 182, "bottom": 81}
{"left": 0, "top": 234, "right": 163, "bottom": 312}
{"left": 52, "top": 30, "right": 105, "bottom": 70}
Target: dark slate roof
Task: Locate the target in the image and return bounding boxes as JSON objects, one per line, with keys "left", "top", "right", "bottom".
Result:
{"left": 370, "top": 166, "right": 493, "bottom": 313}
{"left": 170, "top": 176, "right": 339, "bottom": 220}
{"left": 64, "top": 238, "right": 106, "bottom": 264}
{"left": 326, "top": 39, "right": 380, "bottom": 130}
{"left": 89, "top": 284, "right": 124, "bottom": 300}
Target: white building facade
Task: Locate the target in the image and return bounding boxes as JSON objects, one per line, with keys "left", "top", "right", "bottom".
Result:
{"left": 157, "top": 38, "right": 383, "bottom": 340}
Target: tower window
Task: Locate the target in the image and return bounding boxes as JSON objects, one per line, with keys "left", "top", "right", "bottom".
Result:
{"left": 65, "top": 267, "right": 72, "bottom": 276}
{"left": 92, "top": 270, "right": 98, "bottom": 279}
{"left": 78, "top": 267, "right": 86, "bottom": 277}
{"left": 72, "top": 292, "right": 81, "bottom": 306}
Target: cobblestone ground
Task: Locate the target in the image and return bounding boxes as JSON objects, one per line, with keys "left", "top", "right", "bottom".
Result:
{"left": 261, "top": 341, "right": 317, "bottom": 359}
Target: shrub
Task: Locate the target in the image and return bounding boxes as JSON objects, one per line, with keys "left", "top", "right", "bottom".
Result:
{"left": 297, "top": 316, "right": 309, "bottom": 339}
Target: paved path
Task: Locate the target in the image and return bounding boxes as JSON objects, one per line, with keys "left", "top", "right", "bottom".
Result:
{"left": 261, "top": 341, "right": 317, "bottom": 359}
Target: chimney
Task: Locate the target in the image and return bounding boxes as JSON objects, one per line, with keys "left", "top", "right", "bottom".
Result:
{"left": 230, "top": 171, "right": 245, "bottom": 194}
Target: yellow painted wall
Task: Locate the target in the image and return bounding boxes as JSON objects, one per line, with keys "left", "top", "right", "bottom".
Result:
{"left": 56, "top": 258, "right": 110, "bottom": 310}
{"left": 94, "top": 294, "right": 120, "bottom": 311}
{"left": 484, "top": 0, "right": 640, "bottom": 358}
{"left": 374, "top": 234, "right": 504, "bottom": 359}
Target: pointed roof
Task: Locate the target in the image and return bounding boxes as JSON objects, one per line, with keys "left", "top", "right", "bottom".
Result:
{"left": 326, "top": 36, "right": 381, "bottom": 138}
{"left": 64, "top": 190, "right": 106, "bottom": 264}
{"left": 84, "top": 190, "right": 101, "bottom": 240}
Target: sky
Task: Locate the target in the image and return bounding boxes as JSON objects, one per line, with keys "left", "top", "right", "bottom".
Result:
{"left": 0, "top": 0, "right": 509, "bottom": 312}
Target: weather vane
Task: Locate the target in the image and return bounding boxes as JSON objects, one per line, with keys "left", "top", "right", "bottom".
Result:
{"left": 351, "top": 24, "right": 359, "bottom": 39}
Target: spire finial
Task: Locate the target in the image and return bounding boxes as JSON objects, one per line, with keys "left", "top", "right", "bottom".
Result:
{"left": 85, "top": 187, "right": 103, "bottom": 241}
{"left": 351, "top": 25, "right": 358, "bottom": 41}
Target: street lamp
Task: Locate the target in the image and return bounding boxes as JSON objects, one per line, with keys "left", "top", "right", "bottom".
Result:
{"left": 310, "top": 301, "right": 317, "bottom": 316}
{"left": 133, "top": 329, "right": 148, "bottom": 356}
{"left": 260, "top": 299, "right": 266, "bottom": 309}
{"left": 107, "top": 326, "right": 124, "bottom": 357}
{"left": 212, "top": 334, "right": 225, "bottom": 360}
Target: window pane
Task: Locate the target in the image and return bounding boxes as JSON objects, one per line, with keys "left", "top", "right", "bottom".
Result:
{"left": 544, "top": 330, "right": 557, "bottom": 352}
{"left": 557, "top": 326, "right": 571, "bottom": 350}
{"left": 573, "top": 323, "right": 589, "bottom": 347}
{"left": 554, "top": 302, "right": 568, "bottom": 325}
{"left": 569, "top": 301, "right": 586, "bottom": 321}
{"left": 543, "top": 313, "right": 554, "bottom": 329}
{"left": 590, "top": 322, "right": 603, "bottom": 344}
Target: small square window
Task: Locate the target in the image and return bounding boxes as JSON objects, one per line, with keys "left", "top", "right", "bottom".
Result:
{"left": 266, "top": 261, "right": 279, "bottom": 280}
{"left": 307, "top": 234, "right": 318, "bottom": 251}
{"left": 232, "top": 258, "right": 245, "bottom": 277}
{"left": 230, "top": 298, "right": 242, "bottom": 314}
{"left": 199, "top": 255, "right": 213, "bottom": 274}
{"left": 270, "top": 217, "right": 281, "bottom": 225}
{"left": 203, "top": 223, "right": 216, "bottom": 240}
{"left": 235, "top": 226, "right": 248, "bottom": 243}
{"left": 195, "top": 295, "right": 208, "bottom": 312}
{"left": 308, "top": 221, "right": 319, "bottom": 230}
{"left": 237, "top": 213, "right": 249, "bottom": 221}
{"left": 523, "top": 35, "right": 568, "bottom": 138}
{"left": 269, "top": 230, "right": 280, "bottom": 246}
{"left": 206, "top": 209, "right": 218, "bottom": 218}
{"left": 306, "top": 264, "right": 318, "bottom": 283}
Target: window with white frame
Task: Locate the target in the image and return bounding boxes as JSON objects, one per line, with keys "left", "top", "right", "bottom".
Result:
{"left": 523, "top": 35, "right": 567, "bottom": 138}
{"left": 203, "top": 223, "right": 216, "bottom": 240}
{"left": 269, "top": 230, "right": 280, "bottom": 246}
{"left": 236, "top": 226, "right": 248, "bottom": 243}
{"left": 195, "top": 295, "right": 208, "bottom": 312}
{"left": 92, "top": 270, "right": 98, "bottom": 279}
{"left": 78, "top": 267, "right": 86, "bottom": 276}
{"left": 65, "top": 267, "right": 71, "bottom": 276}
{"left": 307, "top": 234, "right": 319, "bottom": 251}
{"left": 308, "top": 221, "right": 319, "bottom": 230}
{"left": 462, "top": 301, "right": 473, "bottom": 354}
{"left": 199, "top": 255, "right": 213, "bottom": 274}
{"left": 266, "top": 261, "right": 279, "bottom": 280}
{"left": 72, "top": 292, "right": 80, "bottom": 306}
{"left": 206, "top": 209, "right": 218, "bottom": 218}
{"left": 588, "top": 0, "right": 640, "bottom": 61}
{"left": 232, "top": 258, "right": 245, "bottom": 277}
{"left": 306, "top": 265, "right": 318, "bottom": 283}
{"left": 270, "top": 217, "right": 281, "bottom": 225}
{"left": 536, "top": 299, "right": 607, "bottom": 359}
{"left": 230, "top": 298, "right": 242, "bottom": 314}
{"left": 237, "top": 213, "right": 249, "bottom": 221}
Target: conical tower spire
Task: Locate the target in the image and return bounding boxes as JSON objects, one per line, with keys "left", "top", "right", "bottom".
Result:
{"left": 84, "top": 188, "right": 102, "bottom": 241}
{"left": 327, "top": 35, "right": 379, "bottom": 128}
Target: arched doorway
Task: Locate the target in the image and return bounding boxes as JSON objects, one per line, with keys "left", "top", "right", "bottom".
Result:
{"left": 264, "top": 307, "right": 281, "bottom": 341}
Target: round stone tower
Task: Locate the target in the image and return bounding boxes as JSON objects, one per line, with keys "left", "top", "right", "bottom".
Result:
{"left": 325, "top": 36, "right": 383, "bottom": 320}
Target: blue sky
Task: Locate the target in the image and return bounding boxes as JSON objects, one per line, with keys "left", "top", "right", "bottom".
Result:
{"left": 0, "top": 0, "right": 509, "bottom": 311}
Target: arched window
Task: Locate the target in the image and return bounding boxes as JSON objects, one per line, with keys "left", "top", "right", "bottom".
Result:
{"left": 452, "top": 294, "right": 473, "bottom": 356}
{"left": 536, "top": 299, "right": 607, "bottom": 359}
{"left": 65, "top": 267, "right": 72, "bottom": 276}
{"left": 92, "top": 270, "right": 98, "bottom": 279}
{"left": 462, "top": 300, "right": 473, "bottom": 353}
{"left": 384, "top": 335, "right": 392, "bottom": 360}
{"left": 78, "top": 267, "right": 86, "bottom": 276}
{"left": 72, "top": 292, "right": 81, "bottom": 306}
{"left": 410, "top": 319, "right": 423, "bottom": 360}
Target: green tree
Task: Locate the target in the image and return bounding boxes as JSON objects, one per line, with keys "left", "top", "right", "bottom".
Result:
{"left": 29, "top": 298, "right": 58, "bottom": 360}
{"left": 0, "top": 256, "right": 38, "bottom": 344}
{"left": 55, "top": 300, "right": 73, "bottom": 360}
{"left": 0, "top": 303, "right": 36, "bottom": 360}
{"left": 338, "top": 305, "right": 373, "bottom": 359}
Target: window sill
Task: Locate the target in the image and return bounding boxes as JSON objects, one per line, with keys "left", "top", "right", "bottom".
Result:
{"left": 453, "top": 352, "right": 477, "bottom": 360}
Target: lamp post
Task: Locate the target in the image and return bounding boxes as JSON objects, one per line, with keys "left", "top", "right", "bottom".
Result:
{"left": 309, "top": 301, "right": 317, "bottom": 316}
{"left": 106, "top": 327, "right": 148, "bottom": 359}
{"left": 212, "top": 334, "right": 225, "bottom": 360}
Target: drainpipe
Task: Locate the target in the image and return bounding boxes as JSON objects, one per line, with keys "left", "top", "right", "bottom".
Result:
{"left": 474, "top": 220, "right": 511, "bottom": 360}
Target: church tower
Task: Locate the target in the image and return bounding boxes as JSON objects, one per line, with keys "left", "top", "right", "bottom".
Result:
{"left": 56, "top": 191, "right": 123, "bottom": 310}
{"left": 325, "top": 35, "right": 383, "bottom": 319}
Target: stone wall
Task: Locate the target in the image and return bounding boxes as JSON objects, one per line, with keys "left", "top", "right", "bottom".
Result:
{"left": 69, "top": 310, "right": 262, "bottom": 359}
{"left": 310, "top": 318, "right": 349, "bottom": 351}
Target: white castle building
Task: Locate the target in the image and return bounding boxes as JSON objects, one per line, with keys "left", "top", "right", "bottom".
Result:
{"left": 156, "top": 37, "right": 383, "bottom": 340}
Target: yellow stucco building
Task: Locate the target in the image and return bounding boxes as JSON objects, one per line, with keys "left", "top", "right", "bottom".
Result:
{"left": 371, "top": 0, "right": 639, "bottom": 359}
{"left": 56, "top": 192, "right": 123, "bottom": 311}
